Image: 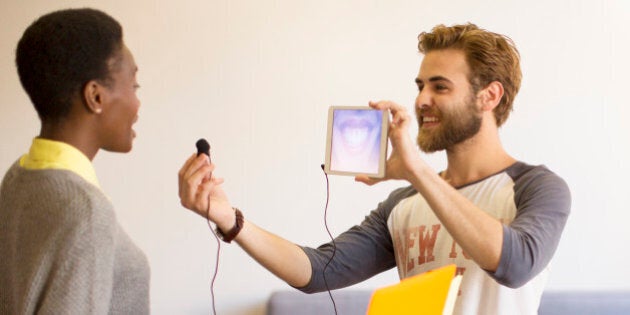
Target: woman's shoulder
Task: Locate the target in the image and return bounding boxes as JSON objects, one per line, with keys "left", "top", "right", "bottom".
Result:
{"left": 13, "top": 167, "right": 117, "bottom": 227}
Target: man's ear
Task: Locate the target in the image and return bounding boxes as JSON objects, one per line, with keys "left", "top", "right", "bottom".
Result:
{"left": 478, "top": 81, "right": 504, "bottom": 112}
{"left": 82, "top": 80, "right": 104, "bottom": 114}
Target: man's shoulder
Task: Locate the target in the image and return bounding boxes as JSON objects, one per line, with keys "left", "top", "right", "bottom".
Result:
{"left": 388, "top": 185, "right": 418, "bottom": 200}
{"left": 507, "top": 161, "right": 571, "bottom": 203}
{"left": 505, "top": 161, "right": 565, "bottom": 184}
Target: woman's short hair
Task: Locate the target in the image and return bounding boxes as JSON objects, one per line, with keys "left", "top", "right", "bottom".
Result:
{"left": 16, "top": 8, "right": 123, "bottom": 122}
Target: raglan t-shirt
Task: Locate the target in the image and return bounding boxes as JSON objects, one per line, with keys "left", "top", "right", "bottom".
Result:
{"left": 298, "top": 162, "right": 571, "bottom": 315}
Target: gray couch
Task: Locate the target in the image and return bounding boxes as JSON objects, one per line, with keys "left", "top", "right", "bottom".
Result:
{"left": 267, "top": 289, "right": 630, "bottom": 315}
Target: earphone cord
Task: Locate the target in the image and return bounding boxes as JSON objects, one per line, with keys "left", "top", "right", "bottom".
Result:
{"left": 321, "top": 168, "right": 338, "bottom": 315}
{"left": 207, "top": 196, "right": 221, "bottom": 315}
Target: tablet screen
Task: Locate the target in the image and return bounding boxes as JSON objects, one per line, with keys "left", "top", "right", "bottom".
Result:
{"left": 324, "top": 106, "right": 388, "bottom": 177}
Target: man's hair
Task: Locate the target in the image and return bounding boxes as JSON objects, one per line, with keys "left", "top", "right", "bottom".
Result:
{"left": 15, "top": 8, "right": 123, "bottom": 123}
{"left": 418, "top": 23, "right": 521, "bottom": 126}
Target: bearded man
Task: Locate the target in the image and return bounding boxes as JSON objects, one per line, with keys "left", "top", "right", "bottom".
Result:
{"left": 178, "top": 23, "right": 571, "bottom": 315}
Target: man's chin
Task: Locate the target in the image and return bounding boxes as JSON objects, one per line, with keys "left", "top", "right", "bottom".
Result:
{"left": 417, "top": 137, "right": 443, "bottom": 153}
{"left": 417, "top": 129, "right": 437, "bottom": 152}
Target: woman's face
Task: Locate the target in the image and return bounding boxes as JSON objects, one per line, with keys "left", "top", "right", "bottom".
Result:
{"left": 98, "top": 44, "right": 141, "bottom": 153}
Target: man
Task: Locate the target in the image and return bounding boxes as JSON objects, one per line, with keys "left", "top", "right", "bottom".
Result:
{"left": 178, "top": 23, "right": 570, "bottom": 314}
{"left": 0, "top": 9, "right": 149, "bottom": 314}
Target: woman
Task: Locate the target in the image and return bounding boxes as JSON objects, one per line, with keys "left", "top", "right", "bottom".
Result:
{"left": 0, "top": 8, "right": 150, "bottom": 314}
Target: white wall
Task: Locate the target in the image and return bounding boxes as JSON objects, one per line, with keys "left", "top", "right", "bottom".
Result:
{"left": 1, "top": 1, "right": 629, "bottom": 314}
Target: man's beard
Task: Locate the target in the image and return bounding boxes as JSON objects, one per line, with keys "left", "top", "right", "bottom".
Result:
{"left": 416, "top": 95, "right": 483, "bottom": 153}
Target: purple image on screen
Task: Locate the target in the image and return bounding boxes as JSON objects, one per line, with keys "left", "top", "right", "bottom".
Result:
{"left": 330, "top": 109, "right": 382, "bottom": 174}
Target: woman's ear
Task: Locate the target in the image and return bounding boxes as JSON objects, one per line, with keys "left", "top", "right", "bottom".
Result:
{"left": 478, "top": 81, "right": 504, "bottom": 112}
{"left": 82, "top": 80, "right": 104, "bottom": 114}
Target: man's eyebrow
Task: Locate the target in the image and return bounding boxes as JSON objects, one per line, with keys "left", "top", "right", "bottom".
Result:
{"left": 415, "top": 76, "right": 452, "bottom": 84}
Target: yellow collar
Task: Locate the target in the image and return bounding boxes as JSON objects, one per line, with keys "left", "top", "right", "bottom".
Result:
{"left": 19, "top": 138, "right": 100, "bottom": 188}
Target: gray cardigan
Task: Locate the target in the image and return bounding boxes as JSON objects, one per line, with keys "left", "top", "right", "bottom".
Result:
{"left": 0, "top": 161, "right": 150, "bottom": 314}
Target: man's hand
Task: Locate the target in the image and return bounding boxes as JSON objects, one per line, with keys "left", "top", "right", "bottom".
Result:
{"left": 355, "top": 100, "right": 422, "bottom": 185}
{"left": 178, "top": 153, "right": 234, "bottom": 229}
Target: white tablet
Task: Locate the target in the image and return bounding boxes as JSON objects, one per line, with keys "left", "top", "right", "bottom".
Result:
{"left": 324, "top": 106, "right": 389, "bottom": 178}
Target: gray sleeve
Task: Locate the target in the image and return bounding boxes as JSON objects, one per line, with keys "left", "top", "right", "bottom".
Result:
{"left": 490, "top": 165, "right": 571, "bottom": 288}
{"left": 296, "top": 186, "right": 416, "bottom": 294}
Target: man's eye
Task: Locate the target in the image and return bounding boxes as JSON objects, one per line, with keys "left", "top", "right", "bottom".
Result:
{"left": 435, "top": 85, "right": 447, "bottom": 91}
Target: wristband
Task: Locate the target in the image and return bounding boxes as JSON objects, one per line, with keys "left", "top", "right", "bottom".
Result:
{"left": 216, "top": 207, "right": 243, "bottom": 243}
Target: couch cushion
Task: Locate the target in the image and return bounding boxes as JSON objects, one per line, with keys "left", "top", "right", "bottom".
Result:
{"left": 538, "top": 290, "right": 630, "bottom": 315}
{"left": 267, "top": 289, "right": 630, "bottom": 315}
{"left": 267, "top": 290, "right": 372, "bottom": 315}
